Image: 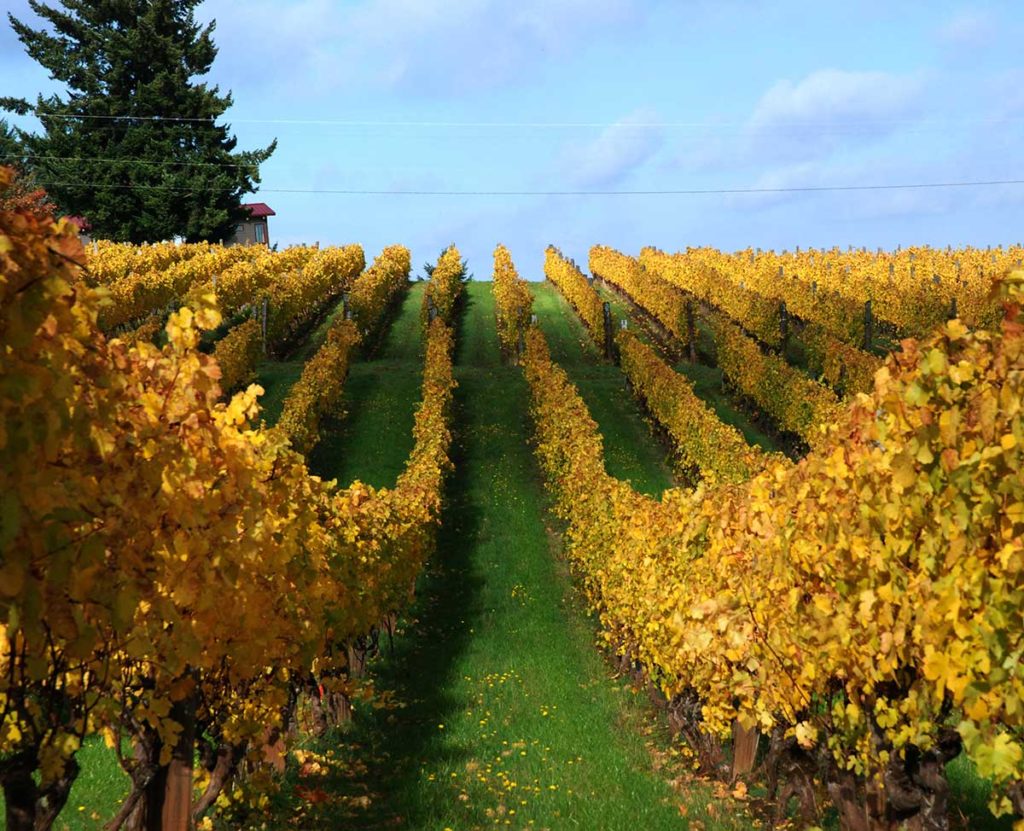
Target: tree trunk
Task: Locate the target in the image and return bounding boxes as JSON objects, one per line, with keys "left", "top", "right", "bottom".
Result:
{"left": 888, "top": 731, "right": 960, "bottom": 831}
{"left": 825, "top": 730, "right": 962, "bottom": 831}
{"left": 2, "top": 752, "right": 38, "bottom": 831}
{"left": 347, "top": 642, "right": 366, "bottom": 679}
{"left": 111, "top": 691, "right": 198, "bottom": 831}
{"left": 826, "top": 769, "right": 892, "bottom": 831}
{"left": 308, "top": 684, "right": 329, "bottom": 736}
{"left": 666, "top": 691, "right": 725, "bottom": 775}
{"left": 762, "top": 729, "right": 821, "bottom": 828}
{"left": 108, "top": 737, "right": 159, "bottom": 831}
{"left": 1009, "top": 781, "right": 1024, "bottom": 817}
{"left": 1, "top": 748, "right": 82, "bottom": 831}
{"left": 191, "top": 743, "right": 244, "bottom": 821}
{"left": 32, "top": 754, "right": 80, "bottom": 831}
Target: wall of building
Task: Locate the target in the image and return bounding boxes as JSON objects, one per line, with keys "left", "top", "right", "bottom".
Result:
{"left": 226, "top": 219, "right": 270, "bottom": 247}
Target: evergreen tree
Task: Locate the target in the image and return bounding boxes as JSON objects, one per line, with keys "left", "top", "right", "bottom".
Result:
{"left": 3, "top": 0, "right": 276, "bottom": 242}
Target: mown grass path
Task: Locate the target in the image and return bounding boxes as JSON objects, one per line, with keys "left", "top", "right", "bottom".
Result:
{"left": 593, "top": 283, "right": 783, "bottom": 456}
{"left": 264, "top": 282, "right": 753, "bottom": 830}
{"left": 255, "top": 288, "right": 354, "bottom": 425}
{"left": 529, "top": 281, "right": 675, "bottom": 497}
{"left": 308, "top": 281, "right": 425, "bottom": 487}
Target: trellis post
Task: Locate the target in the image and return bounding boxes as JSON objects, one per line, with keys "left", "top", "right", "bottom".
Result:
{"left": 602, "top": 302, "right": 614, "bottom": 361}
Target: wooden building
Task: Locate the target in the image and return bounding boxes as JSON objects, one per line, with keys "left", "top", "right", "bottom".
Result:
{"left": 227, "top": 202, "right": 275, "bottom": 246}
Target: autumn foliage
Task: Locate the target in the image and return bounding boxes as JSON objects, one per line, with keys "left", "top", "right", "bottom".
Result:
{"left": 523, "top": 271, "right": 1024, "bottom": 827}
{"left": 492, "top": 243, "right": 533, "bottom": 361}
{"left": 0, "top": 169, "right": 455, "bottom": 830}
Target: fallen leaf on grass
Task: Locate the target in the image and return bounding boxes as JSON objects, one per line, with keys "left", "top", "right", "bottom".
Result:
{"left": 295, "top": 785, "right": 330, "bottom": 804}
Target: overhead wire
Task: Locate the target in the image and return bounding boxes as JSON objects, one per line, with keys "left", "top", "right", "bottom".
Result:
{"left": 25, "top": 178, "right": 1024, "bottom": 197}
{"left": 11, "top": 112, "right": 1024, "bottom": 130}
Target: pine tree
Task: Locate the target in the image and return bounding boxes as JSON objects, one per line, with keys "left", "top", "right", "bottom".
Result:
{"left": 3, "top": 0, "right": 276, "bottom": 243}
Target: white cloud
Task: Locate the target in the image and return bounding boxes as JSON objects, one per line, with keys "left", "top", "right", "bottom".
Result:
{"left": 936, "top": 8, "right": 997, "bottom": 48}
{"left": 731, "top": 157, "right": 959, "bottom": 219}
{"left": 746, "top": 69, "right": 926, "bottom": 161}
{"left": 667, "top": 68, "right": 929, "bottom": 178}
{"left": 510, "top": 0, "right": 637, "bottom": 52}
{"left": 562, "top": 109, "right": 664, "bottom": 188}
{"left": 201, "top": 0, "right": 641, "bottom": 96}
{"left": 751, "top": 69, "right": 924, "bottom": 127}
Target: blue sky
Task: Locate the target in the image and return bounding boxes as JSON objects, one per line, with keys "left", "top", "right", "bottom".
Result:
{"left": 2, "top": 0, "right": 1023, "bottom": 278}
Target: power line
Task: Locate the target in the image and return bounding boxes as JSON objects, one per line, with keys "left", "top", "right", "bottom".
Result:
{"left": 30, "top": 178, "right": 1024, "bottom": 196}
{"left": 12, "top": 112, "right": 1024, "bottom": 130}
{"left": 2, "top": 153, "right": 261, "bottom": 170}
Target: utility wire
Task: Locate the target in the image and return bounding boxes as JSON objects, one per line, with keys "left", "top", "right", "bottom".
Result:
{"left": 29, "top": 178, "right": 1024, "bottom": 196}
{"left": 10, "top": 112, "right": 1024, "bottom": 130}
{"left": 2, "top": 153, "right": 261, "bottom": 170}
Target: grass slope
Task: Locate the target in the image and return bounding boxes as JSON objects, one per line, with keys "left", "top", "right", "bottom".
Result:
{"left": 595, "top": 283, "right": 783, "bottom": 456}
{"left": 4, "top": 281, "right": 1010, "bottom": 831}
{"left": 530, "top": 281, "right": 675, "bottom": 497}
{"left": 255, "top": 289, "right": 352, "bottom": 426}
{"left": 260, "top": 281, "right": 754, "bottom": 830}
{"left": 307, "top": 282, "right": 425, "bottom": 487}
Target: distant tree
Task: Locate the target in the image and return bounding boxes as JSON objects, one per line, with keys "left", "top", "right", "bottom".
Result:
{"left": 3, "top": 0, "right": 275, "bottom": 242}
{"left": 422, "top": 248, "right": 473, "bottom": 281}
{"left": 0, "top": 121, "right": 53, "bottom": 217}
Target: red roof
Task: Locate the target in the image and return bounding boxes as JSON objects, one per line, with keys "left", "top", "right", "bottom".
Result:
{"left": 243, "top": 202, "right": 275, "bottom": 218}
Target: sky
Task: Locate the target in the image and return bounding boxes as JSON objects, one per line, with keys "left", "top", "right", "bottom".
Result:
{"left": 2, "top": 0, "right": 1023, "bottom": 278}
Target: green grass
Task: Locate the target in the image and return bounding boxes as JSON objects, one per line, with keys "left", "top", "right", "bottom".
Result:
{"left": 3, "top": 281, "right": 1014, "bottom": 831}
{"left": 255, "top": 281, "right": 753, "bottom": 830}
{"left": 254, "top": 282, "right": 424, "bottom": 489}
{"left": 254, "top": 289, "right": 355, "bottom": 426}
{"left": 308, "top": 282, "right": 425, "bottom": 488}
{"left": 946, "top": 755, "right": 1015, "bottom": 831}
{"left": 595, "top": 284, "right": 782, "bottom": 457}
{"left": 530, "top": 281, "right": 675, "bottom": 497}
{"left": 671, "top": 362, "right": 782, "bottom": 454}
{"left": 9, "top": 740, "right": 131, "bottom": 831}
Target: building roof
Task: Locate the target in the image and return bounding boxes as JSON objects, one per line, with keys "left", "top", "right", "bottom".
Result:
{"left": 243, "top": 202, "right": 276, "bottom": 218}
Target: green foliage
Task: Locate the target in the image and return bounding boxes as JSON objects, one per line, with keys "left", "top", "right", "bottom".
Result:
{"left": 5, "top": 0, "right": 275, "bottom": 242}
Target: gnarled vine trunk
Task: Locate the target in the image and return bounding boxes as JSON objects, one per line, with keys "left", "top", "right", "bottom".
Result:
{"left": 1, "top": 749, "right": 80, "bottom": 831}
{"left": 825, "top": 729, "right": 961, "bottom": 831}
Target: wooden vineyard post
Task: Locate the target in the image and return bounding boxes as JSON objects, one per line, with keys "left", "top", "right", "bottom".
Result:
{"left": 342, "top": 291, "right": 350, "bottom": 321}
{"left": 602, "top": 302, "right": 615, "bottom": 362}
{"left": 152, "top": 690, "right": 197, "bottom": 831}
{"left": 949, "top": 296, "right": 958, "bottom": 320}
{"left": 686, "top": 300, "right": 697, "bottom": 363}
{"left": 731, "top": 721, "right": 759, "bottom": 779}
{"left": 261, "top": 297, "right": 268, "bottom": 354}
{"left": 863, "top": 300, "right": 873, "bottom": 351}
{"left": 779, "top": 300, "right": 789, "bottom": 352}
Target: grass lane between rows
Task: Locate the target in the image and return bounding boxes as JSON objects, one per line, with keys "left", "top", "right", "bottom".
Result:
{"left": 259, "top": 281, "right": 756, "bottom": 830}
{"left": 530, "top": 280, "right": 676, "bottom": 498}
